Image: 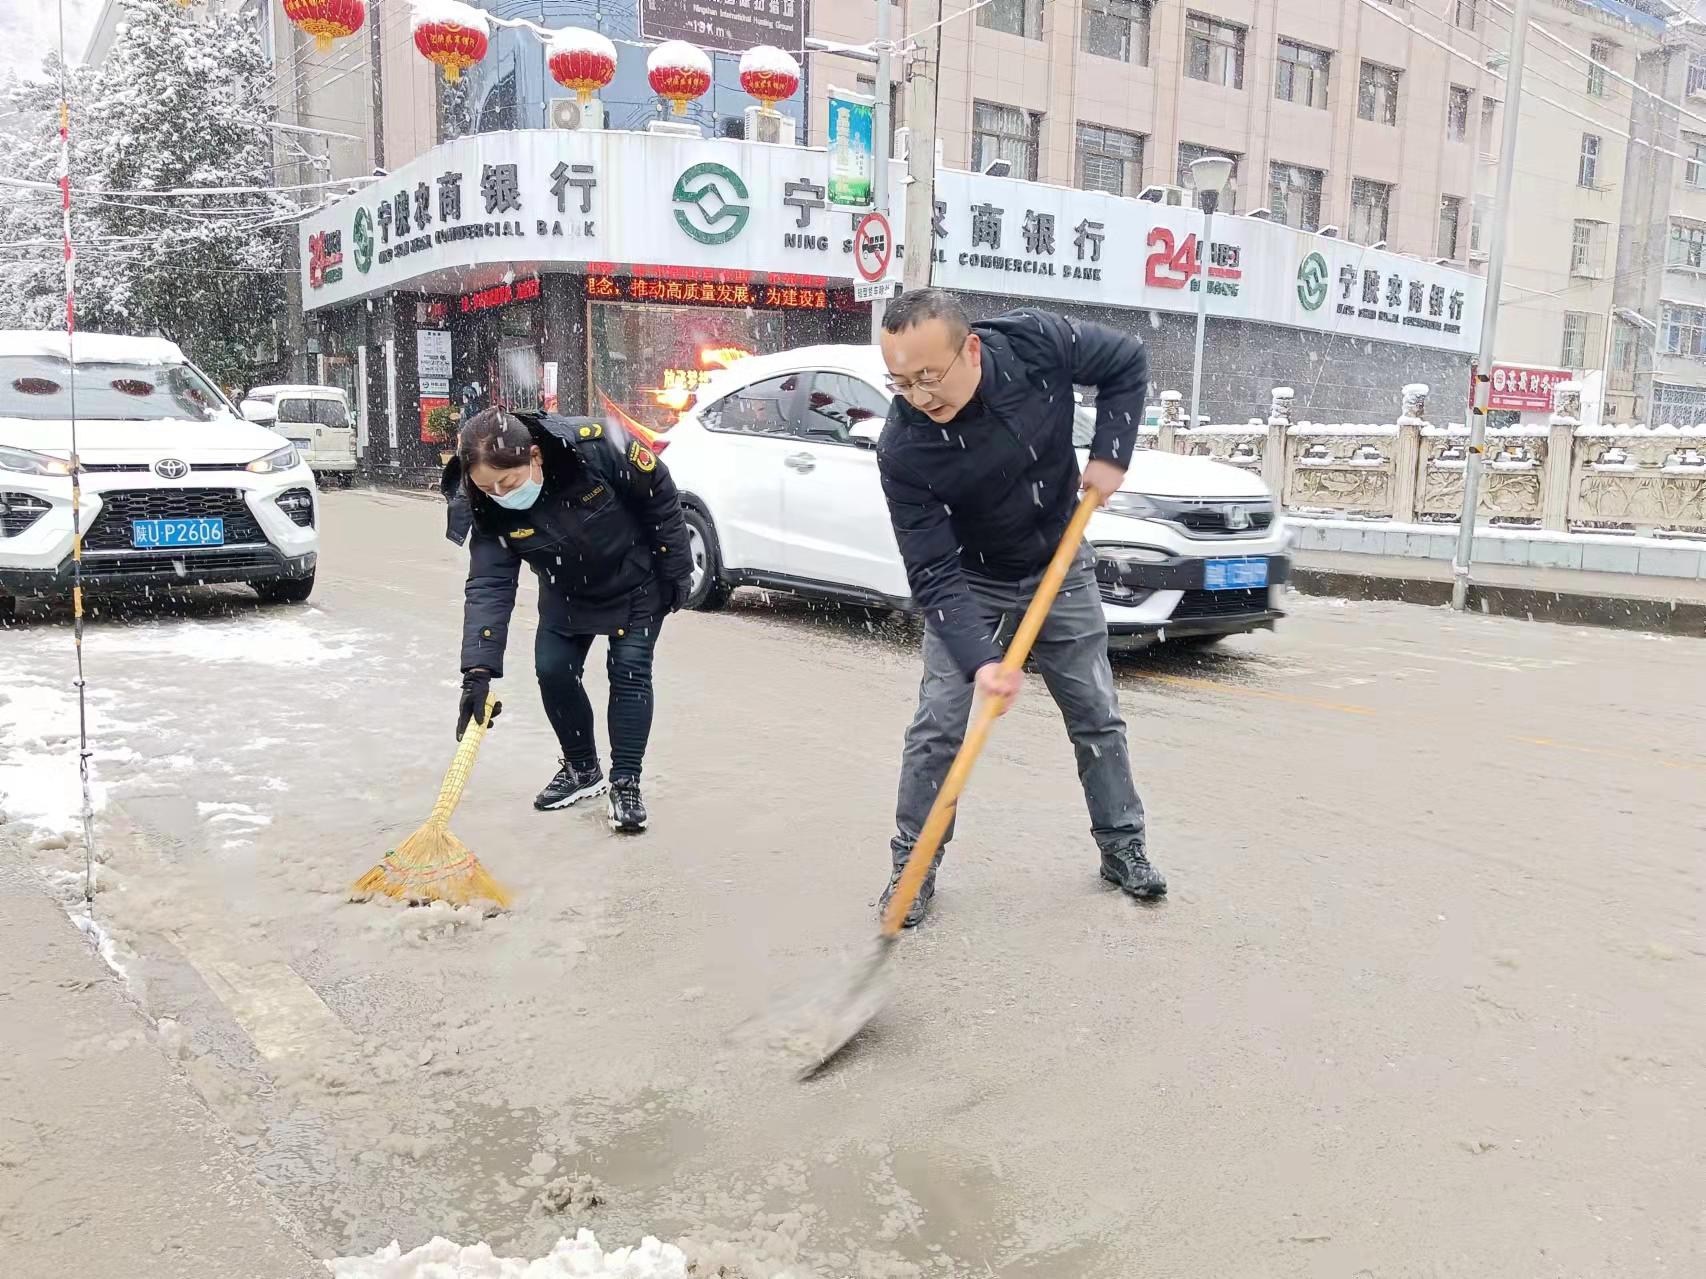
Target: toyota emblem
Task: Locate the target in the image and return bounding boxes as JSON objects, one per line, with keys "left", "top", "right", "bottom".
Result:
{"left": 153, "top": 458, "right": 190, "bottom": 480}
{"left": 1225, "top": 504, "right": 1252, "bottom": 530}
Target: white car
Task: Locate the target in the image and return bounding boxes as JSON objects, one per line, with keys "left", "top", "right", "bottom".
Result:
{"left": 0, "top": 331, "right": 320, "bottom": 616}
{"left": 660, "top": 345, "right": 1289, "bottom": 648}
{"left": 239, "top": 384, "right": 358, "bottom": 485}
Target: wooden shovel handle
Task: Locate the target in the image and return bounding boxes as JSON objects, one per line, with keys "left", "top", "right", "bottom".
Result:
{"left": 880, "top": 490, "right": 1101, "bottom": 936}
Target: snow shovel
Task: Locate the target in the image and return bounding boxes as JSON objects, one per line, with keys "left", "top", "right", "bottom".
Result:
{"left": 775, "top": 490, "right": 1103, "bottom": 1078}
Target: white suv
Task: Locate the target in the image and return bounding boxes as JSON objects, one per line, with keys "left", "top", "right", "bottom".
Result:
{"left": 661, "top": 345, "right": 1289, "bottom": 648}
{"left": 0, "top": 332, "right": 320, "bottom": 616}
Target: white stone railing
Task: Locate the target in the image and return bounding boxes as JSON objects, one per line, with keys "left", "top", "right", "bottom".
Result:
{"left": 1140, "top": 388, "right": 1706, "bottom": 536}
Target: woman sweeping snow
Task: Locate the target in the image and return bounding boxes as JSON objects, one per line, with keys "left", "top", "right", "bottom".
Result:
{"left": 442, "top": 408, "right": 692, "bottom": 833}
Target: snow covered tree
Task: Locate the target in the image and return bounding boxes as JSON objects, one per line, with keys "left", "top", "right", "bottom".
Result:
{"left": 0, "top": 57, "right": 99, "bottom": 331}
{"left": 0, "top": 0, "right": 288, "bottom": 385}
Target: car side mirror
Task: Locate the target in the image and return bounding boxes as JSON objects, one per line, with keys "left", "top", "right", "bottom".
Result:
{"left": 849, "top": 419, "right": 883, "bottom": 449}
{"left": 240, "top": 399, "right": 277, "bottom": 425}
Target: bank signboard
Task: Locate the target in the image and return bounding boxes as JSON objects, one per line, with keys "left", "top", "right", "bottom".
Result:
{"left": 928, "top": 170, "right": 1483, "bottom": 354}
{"left": 300, "top": 131, "right": 905, "bottom": 312}
{"left": 299, "top": 131, "right": 1483, "bottom": 355}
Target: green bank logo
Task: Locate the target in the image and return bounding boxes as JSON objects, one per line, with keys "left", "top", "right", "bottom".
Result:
{"left": 672, "top": 162, "right": 750, "bottom": 246}
{"left": 1297, "top": 252, "right": 1329, "bottom": 311}
{"left": 352, "top": 205, "right": 374, "bottom": 274}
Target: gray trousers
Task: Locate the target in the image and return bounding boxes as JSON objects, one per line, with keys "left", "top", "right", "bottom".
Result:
{"left": 891, "top": 545, "right": 1147, "bottom": 867}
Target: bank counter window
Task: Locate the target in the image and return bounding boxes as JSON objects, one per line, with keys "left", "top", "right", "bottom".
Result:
{"left": 588, "top": 302, "right": 785, "bottom": 436}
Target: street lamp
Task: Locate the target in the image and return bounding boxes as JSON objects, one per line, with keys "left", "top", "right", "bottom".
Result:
{"left": 1187, "top": 155, "right": 1234, "bottom": 430}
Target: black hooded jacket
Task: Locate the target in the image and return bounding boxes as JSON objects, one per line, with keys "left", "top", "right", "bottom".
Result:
{"left": 441, "top": 413, "right": 691, "bottom": 676}
{"left": 876, "top": 308, "right": 1147, "bottom": 679}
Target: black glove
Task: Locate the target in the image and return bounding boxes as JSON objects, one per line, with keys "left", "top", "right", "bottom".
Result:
{"left": 456, "top": 670, "right": 502, "bottom": 740}
{"left": 662, "top": 575, "right": 693, "bottom": 615}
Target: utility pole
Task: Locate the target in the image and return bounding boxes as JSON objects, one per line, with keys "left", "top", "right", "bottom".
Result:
{"left": 1453, "top": 0, "right": 1531, "bottom": 611}
{"left": 902, "top": 0, "right": 941, "bottom": 295}
{"left": 1186, "top": 156, "right": 1232, "bottom": 430}
{"left": 870, "top": 0, "right": 893, "bottom": 337}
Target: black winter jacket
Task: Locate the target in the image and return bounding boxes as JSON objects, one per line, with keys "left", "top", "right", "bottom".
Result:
{"left": 442, "top": 413, "right": 691, "bottom": 676}
{"left": 876, "top": 308, "right": 1147, "bottom": 679}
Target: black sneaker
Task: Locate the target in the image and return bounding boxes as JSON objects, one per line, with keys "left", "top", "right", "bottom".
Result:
{"left": 607, "top": 778, "right": 648, "bottom": 833}
{"left": 534, "top": 759, "right": 606, "bottom": 811}
{"left": 879, "top": 857, "right": 939, "bottom": 928}
{"left": 1100, "top": 843, "right": 1168, "bottom": 900}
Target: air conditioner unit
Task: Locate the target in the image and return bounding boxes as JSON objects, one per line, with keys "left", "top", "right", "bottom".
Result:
{"left": 549, "top": 98, "right": 605, "bottom": 130}
{"left": 1138, "top": 184, "right": 1189, "bottom": 206}
{"left": 743, "top": 105, "right": 796, "bottom": 146}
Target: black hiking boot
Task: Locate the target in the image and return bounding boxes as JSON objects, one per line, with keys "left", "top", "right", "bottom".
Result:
{"left": 879, "top": 857, "right": 939, "bottom": 928}
{"left": 607, "top": 778, "right": 648, "bottom": 833}
{"left": 534, "top": 759, "right": 606, "bottom": 811}
{"left": 1100, "top": 842, "right": 1168, "bottom": 900}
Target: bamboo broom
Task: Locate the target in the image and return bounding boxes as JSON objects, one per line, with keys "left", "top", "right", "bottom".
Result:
{"left": 353, "top": 696, "right": 511, "bottom": 910}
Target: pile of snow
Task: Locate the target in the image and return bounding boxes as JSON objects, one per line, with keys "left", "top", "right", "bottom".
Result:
{"left": 409, "top": 0, "right": 491, "bottom": 36}
{"left": 327, "top": 1230, "right": 689, "bottom": 1278}
{"left": 0, "top": 679, "right": 105, "bottom": 831}
{"left": 90, "top": 615, "right": 361, "bottom": 665}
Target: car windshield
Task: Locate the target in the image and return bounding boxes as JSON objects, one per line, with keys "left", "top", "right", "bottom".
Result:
{"left": 0, "top": 355, "right": 229, "bottom": 422}
{"left": 1072, "top": 405, "right": 1095, "bottom": 449}
{"left": 278, "top": 397, "right": 350, "bottom": 428}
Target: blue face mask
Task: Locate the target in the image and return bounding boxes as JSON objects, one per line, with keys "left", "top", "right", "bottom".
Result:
{"left": 490, "top": 465, "right": 542, "bottom": 510}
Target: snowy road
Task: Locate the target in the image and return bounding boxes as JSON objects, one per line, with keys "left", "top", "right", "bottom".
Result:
{"left": 4, "top": 488, "right": 1705, "bottom": 1277}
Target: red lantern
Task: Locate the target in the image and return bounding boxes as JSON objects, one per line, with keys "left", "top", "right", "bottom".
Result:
{"left": 738, "top": 46, "right": 801, "bottom": 111}
{"left": 647, "top": 40, "right": 713, "bottom": 116}
{"left": 548, "top": 28, "right": 618, "bottom": 104}
{"left": 411, "top": 0, "right": 490, "bottom": 83}
{"left": 283, "top": 0, "right": 366, "bottom": 54}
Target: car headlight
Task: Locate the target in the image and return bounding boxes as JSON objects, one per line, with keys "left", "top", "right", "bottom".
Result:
{"left": 0, "top": 445, "right": 73, "bottom": 477}
{"left": 1097, "top": 544, "right": 1171, "bottom": 567}
{"left": 246, "top": 445, "right": 299, "bottom": 474}
{"left": 1104, "top": 491, "right": 1161, "bottom": 520}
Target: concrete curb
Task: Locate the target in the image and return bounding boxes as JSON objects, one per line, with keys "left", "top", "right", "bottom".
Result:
{"left": 1291, "top": 567, "right": 1706, "bottom": 636}
{"left": 0, "top": 844, "right": 323, "bottom": 1279}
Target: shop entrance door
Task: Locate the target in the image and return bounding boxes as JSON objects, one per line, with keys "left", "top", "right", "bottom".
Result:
{"left": 497, "top": 338, "right": 542, "bottom": 412}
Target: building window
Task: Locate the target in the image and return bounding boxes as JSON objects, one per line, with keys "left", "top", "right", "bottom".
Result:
{"left": 1082, "top": 0, "right": 1150, "bottom": 65}
{"left": 1076, "top": 122, "right": 1145, "bottom": 195}
{"left": 1690, "top": 53, "right": 1706, "bottom": 97}
{"left": 1609, "top": 320, "right": 1639, "bottom": 391}
{"left": 1570, "top": 220, "right": 1607, "bottom": 277}
{"left": 1438, "top": 195, "right": 1462, "bottom": 259}
{"left": 1669, "top": 220, "right": 1706, "bottom": 269}
{"left": 1447, "top": 86, "right": 1470, "bottom": 143}
{"left": 1186, "top": 13, "right": 1245, "bottom": 89}
{"left": 1562, "top": 311, "right": 1604, "bottom": 368}
{"left": 1275, "top": 39, "right": 1331, "bottom": 110}
{"left": 1268, "top": 162, "right": 1324, "bottom": 231}
{"left": 1660, "top": 304, "right": 1706, "bottom": 357}
{"left": 977, "top": 0, "right": 1044, "bottom": 40}
{"left": 1588, "top": 40, "right": 1612, "bottom": 97}
{"left": 1686, "top": 134, "right": 1706, "bottom": 188}
{"left": 1480, "top": 96, "right": 1498, "bottom": 154}
{"left": 1455, "top": 0, "right": 1476, "bottom": 29}
{"left": 1178, "top": 142, "right": 1240, "bottom": 208}
{"left": 1470, "top": 193, "right": 1490, "bottom": 254}
{"left": 1349, "top": 178, "right": 1392, "bottom": 244}
{"left": 1578, "top": 134, "right": 1601, "bottom": 187}
{"left": 972, "top": 100, "right": 1041, "bottom": 179}
{"left": 1358, "top": 61, "right": 1400, "bottom": 126}
{"left": 1653, "top": 381, "right": 1706, "bottom": 422}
